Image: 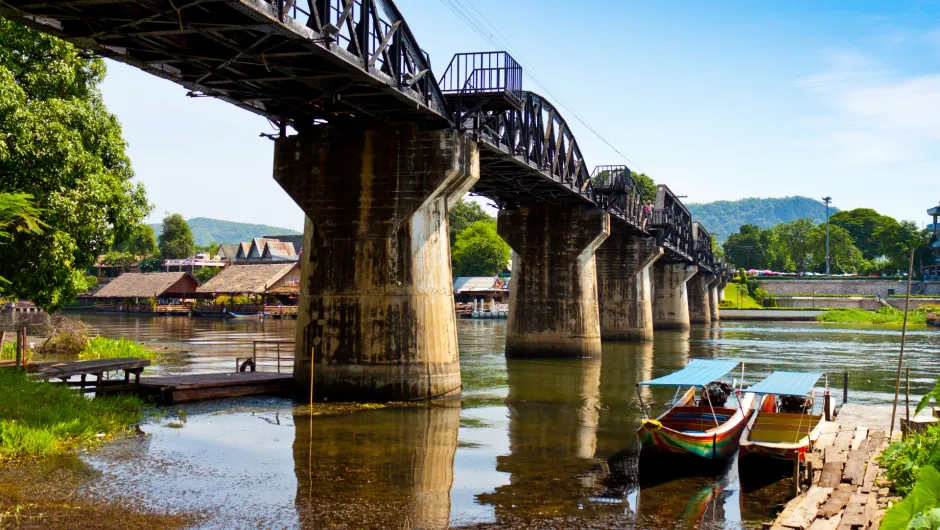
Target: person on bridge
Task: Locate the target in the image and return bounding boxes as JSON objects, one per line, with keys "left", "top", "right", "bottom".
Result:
{"left": 642, "top": 200, "right": 653, "bottom": 229}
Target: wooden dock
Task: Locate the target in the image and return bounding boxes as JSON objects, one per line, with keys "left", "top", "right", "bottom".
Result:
{"left": 769, "top": 412, "right": 895, "bottom": 530}
{"left": 138, "top": 372, "right": 294, "bottom": 404}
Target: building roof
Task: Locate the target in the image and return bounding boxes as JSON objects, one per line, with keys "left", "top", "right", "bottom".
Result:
{"left": 196, "top": 263, "right": 298, "bottom": 294}
{"left": 94, "top": 272, "right": 196, "bottom": 298}
{"left": 217, "top": 243, "right": 239, "bottom": 259}
{"left": 453, "top": 276, "right": 509, "bottom": 293}
{"left": 264, "top": 234, "right": 303, "bottom": 253}
{"left": 235, "top": 242, "right": 252, "bottom": 259}
{"left": 261, "top": 240, "right": 296, "bottom": 259}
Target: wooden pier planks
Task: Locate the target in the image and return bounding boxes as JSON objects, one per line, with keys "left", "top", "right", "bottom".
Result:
{"left": 139, "top": 372, "right": 293, "bottom": 404}
{"left": 771, "top": 422, "right": 890, "bottom": 530}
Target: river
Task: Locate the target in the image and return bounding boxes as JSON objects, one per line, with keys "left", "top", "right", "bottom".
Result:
{"left": 66, "top": 314, "right": 940, "bottom": 529}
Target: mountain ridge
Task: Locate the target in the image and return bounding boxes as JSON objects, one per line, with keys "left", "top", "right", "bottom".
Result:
{"left": 150, "top": 217, "right": 301, "bottom": 247}
{"left": 687, "top": 196, "right": 837, "bottom": 242}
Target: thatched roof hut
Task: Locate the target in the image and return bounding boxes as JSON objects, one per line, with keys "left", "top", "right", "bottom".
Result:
{"left": 94, "top": 272, "right": 198, "bottom": 299}
{"left": 196, "top": 263, "right": 299, "bottom": 296}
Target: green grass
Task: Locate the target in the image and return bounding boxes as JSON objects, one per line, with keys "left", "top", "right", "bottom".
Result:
{"left": 817, "top": 307, "right": 928, "bottom": 325}
{"left": 0, "top": 369, "right": 145, "bottom": 460}
{"left": 79, "top": 336, "right": 158, "bottom": 362}
{"left": 721, "top": 284, "right": 762, "bottom": 309}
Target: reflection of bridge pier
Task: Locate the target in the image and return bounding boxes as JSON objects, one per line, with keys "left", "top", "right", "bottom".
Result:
{"left": 293, "top": 406, "right": 459, "bottom": 529}
{"left": 479, "top": 358, "right": 603, "bottom": 519}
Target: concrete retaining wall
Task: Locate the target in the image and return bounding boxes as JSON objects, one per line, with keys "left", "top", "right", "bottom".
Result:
{"left": 774, "top": 297, "right": 881, "bottom": 310}
{"left": 758, "top": 279, "right": 916, "bottom": 296}
{"left": 720, "top": 309, "right": 825, "bottom": 321}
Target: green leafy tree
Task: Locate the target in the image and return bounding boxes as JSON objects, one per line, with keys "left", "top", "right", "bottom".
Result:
{"left": 723, "top": 224, "right": 763, "bottom": 269}
{"left": 874, "top": 220, "right": 930, "bottom": 274}
{"left": 158, "top": 214, "right": 195, "bottom": 259}
{"left": 0, "top": 20, "right": 149, "bottom": 310}
{"left": 809, "top": 223, "right": 863, "bottom": 273}
{"left": 452, "top": 220, "right": 510, "bottom": 277}
{"left": 193, "top": 266, "right": 221, "bottom": 284}
{"left": 631, "top": 171, "right": 657, "bottom": 203}
{"left": 114, "top": 224, "right": 158, "bottom": 257}
{"left": 101, "top": 251, "right": 138, "bottom": 271}
{"left": 775, "top": 218, "right": 816, "bottom": 273}
{"left": 448, "top": 199, "right": 492, "bottom": 246}
{"left": 829, "top": 208, "right": 889, "bottom": 260}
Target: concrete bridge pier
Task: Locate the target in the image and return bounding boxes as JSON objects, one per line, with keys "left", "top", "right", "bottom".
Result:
{"left": 274, "top": 121, "right": 479, "bottom": 401}
{"left": 709, "top": 279, "right": 722, "bottom": 322}
{"left": 652, "top": 263, "right": 698, "bottom": 330}
{"left": 595, "top": 233, "right": 664, "bottom": 341}
{"left": 688, "top": 272, "right": 716, "bottom": 325}
{"left": 498, "top": 204, "right": 610, "bottom": 358}
{"left": 717, "top": 278, "right": 728, "bottom": 303}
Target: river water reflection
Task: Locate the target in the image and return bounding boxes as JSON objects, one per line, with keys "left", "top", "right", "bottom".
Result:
{"left": 74, "top": 314, "right": 940, "bottom": 529}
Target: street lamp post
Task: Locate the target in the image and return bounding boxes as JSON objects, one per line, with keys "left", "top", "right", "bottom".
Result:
{"left": 822, "top": 196, "right": 832, "bottom": 276}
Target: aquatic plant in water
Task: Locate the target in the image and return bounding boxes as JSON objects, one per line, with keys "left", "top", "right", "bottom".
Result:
{"left": 79, "top": 336, "right": 158, "bottom": 361}
{"left": 0, "top": 369, "right": 145, "bottom": 460}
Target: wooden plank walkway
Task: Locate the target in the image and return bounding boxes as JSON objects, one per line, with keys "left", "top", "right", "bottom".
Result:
{"left": 138, "top": 372, "right": 293, "bottom": 404}
{"left": 769, "top": 418, "right": 893, "bottom": 530}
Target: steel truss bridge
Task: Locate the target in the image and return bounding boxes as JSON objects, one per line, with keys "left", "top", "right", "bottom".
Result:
{"left": 2, "top": 0, "right": 729, "bottom": 275}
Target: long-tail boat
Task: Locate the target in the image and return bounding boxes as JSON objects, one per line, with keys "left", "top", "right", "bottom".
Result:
{"left": 738, "top": 371, "right": 825, "bottom": 461}
{"left": 636, "top": 359, "right": 755, "bottom": 461}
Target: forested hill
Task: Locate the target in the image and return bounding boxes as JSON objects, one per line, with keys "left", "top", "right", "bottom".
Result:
{"left": 687, "top": 196, "right": 836, "bottom": 242}
{"left": 150, "top": 217, "right": 301, "bottom": 246}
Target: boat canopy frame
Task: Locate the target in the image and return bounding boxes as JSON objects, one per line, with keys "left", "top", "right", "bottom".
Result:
{"left": 635, "top": 359, "right": 745, "bottom": 426}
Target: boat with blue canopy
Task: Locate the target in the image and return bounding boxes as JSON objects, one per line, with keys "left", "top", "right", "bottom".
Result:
{"left": 739, "top": 371, "right": 826, "bottom": 461}
{"left": 636, "top": 359, "right": 755, "bottom": 461}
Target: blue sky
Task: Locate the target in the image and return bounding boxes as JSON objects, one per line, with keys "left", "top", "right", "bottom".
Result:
{"left": 100, "top": 0, "right": 940, "bottom": 233}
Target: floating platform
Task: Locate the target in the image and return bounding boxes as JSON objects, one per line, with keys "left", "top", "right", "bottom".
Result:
{"left": 138, "top": 372, "right": 294, "bottom": 404}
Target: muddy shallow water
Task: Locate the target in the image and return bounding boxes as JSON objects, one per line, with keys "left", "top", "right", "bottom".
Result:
{"left": 55, "top": 315, "right": 940, "bottom": 528}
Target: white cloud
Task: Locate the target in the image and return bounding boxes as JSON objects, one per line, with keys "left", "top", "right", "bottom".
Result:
{"left": 797, "top": 47, "right": 940, "bottom": 167}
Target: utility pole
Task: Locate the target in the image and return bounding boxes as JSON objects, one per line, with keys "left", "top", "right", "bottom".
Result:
{"left": 822, "top": 196, "right": 832, "bottom": 276}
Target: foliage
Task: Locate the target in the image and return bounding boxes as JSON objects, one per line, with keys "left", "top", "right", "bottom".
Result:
{"left": 0, "top": 19, "right": 150, "bottom": 310}
{"left": 830, "top": 208, "right": 888, "bottom": 260}
{"left": 193, "top": 266, "right": 221, "bottom": 284}
{"left": 149, "top": 217, "right": 300, "bottom": 247}
{"left": 452, "top": 220, "right": 511, "bottom": 277}
{"left": 448, "top": 199, "right": 492, "bottom": 246}
{"left": 100, "top": 250, "right": 138, "bottom": 269}
{"left": 194, "top": 241, "right": 219, "bottom": 254}
{"left": 0, "top": 193, "right": 46, "bottom": 244}
{"left": 39, "top": 316, "right": 89, "bottom": 356}
{"left": 915, "top": 377, "right": 940, "bottom": 419}
{"left": 113, "top": 224, "right": 158, "bottom": 257}
{"left": 775, "top": 218, "right": 816, "bottom": 273}
{"left": 158, "top": 213, "right": 195, "bottom": 259}
{"left": 881, "top": 464, "right": 940, "bottom": 530}
{"left": 809, "top": 223, "right": 864, "bottom": 274}
{"left": 214, "top": 294, "right": 255, "bottom": 305}
{"left": 817, "top": 307, "right": 928, "bottom": 325}
{"left": 79, "top": 336, "right": 157, "bottom": 361}
{"left": 137, "top": 256, "right": 163, "bottom": 273}
{"left": 0, "top": 341, "right": 31, "bottom": 362}
{"left": 631, "top": 171, "right": 657, "bottom": 203}
{"left": 688, "top": 196, "right": 833, "bottom": 244}
{"left": 0, "top": 369, "right": 144, "bottom": 460}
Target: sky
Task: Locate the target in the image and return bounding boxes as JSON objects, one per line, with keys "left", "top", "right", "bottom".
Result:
{"left": 99, "top": 0, "right": 940, "bottom": 232}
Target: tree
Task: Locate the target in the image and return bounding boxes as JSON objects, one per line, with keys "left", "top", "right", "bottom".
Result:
{"left": 829, "top": 208, "right": 887, "bottom": 260}
{"left": 631, "top": 171, "right": 657, "bottom": 203}
{"left": 158, "top": 214, "right": 195, "bottom": 259}
{"left": 448, "top": 199, "right": 492, "bottom": 246}
{"left": 723, "top": 224, "right": 763, "bottom": 269}
{"left": 193, "top": 266, "right": 221, "bottom": 284}
{"left": 873, "top": 220, "right": 931, "bottom": 274}
{"left": 809, "top": 224, "right": 862, "bottom": 273}
{"left": 452, "top": 220, "right": 511, "bottom": 277}
{"left": 137, "top": 256, "right": 163, "bottom": 273}
{"left": 775, "top": 218, "right": 816, "bottom": 273}
{"left": 101, "top": 251, "right": 138, "bottom": 271}
{"left": 0, "top": 20, "right": 149, "bottom": 310}
{"left": 114, "top": 224, "right": 158, "bottom": 257}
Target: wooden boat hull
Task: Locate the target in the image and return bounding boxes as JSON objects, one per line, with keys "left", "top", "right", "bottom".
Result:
{"left": 228, "top": 312, "right": 269, "bottom": 318}
{"left": 739, "top": 397, "right": 823, "bottom": 461}
{"left": 637, "top": 389, "right": 756, "bottom": 461}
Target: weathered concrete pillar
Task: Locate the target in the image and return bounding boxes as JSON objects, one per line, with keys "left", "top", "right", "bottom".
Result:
{"left": 497, "top": 205, "right": 610, "bottom": 358}
{"left": 688, "top": 272, "right": 715, "bottom": 325}
{"left": 652, "top": 262, "right": 698, "bottom": 330}
{"left": 274, "top": 122, "right": 478, "bottom": 401}
{"left": 595, "top": 232, "right": 663, "bottom": 341}
{"left": 709, "top": 279, "right": 721, "bottom": 322}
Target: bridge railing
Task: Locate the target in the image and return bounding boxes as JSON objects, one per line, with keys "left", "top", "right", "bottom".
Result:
{"left": 440, "top": 52, "right": 523, "bottom": 106}
{"left": 591, "top": 165, "right": 643, "bottom": 226}
{"left": 267, "top": 0, "right": 448, "bottom": 118}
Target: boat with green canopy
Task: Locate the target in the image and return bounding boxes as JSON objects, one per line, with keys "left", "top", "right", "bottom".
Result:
{"left": 636, "top": 359, "right": 755, "bottom": 461}
{"left": 739, "top": 371, "right": 825, "bottom": 461}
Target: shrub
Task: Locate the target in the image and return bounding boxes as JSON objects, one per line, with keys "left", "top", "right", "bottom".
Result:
{"left": 79, "top": 336, "right": 158, "bottom": 361}
{"left": 40, "top": 317, "right": 89, "bottom": 356}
